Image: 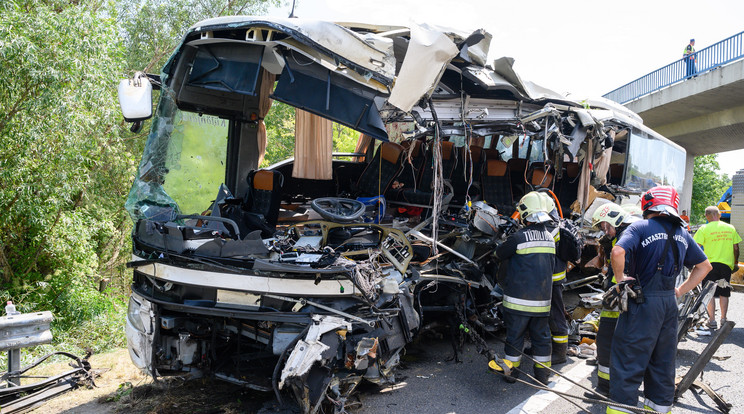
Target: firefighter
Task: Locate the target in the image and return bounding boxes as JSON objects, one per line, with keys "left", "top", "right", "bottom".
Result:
{"left": 490, "top": 191, "right": 556, "bottom": 385}
{"left": 607, "top": 186, "right": 711, "bottom": 414}
{"left": 590, "top": 203, "right": 630, "bottom": 397}
{"left": 538, "top": 192, "right": 570, "bottom": 365}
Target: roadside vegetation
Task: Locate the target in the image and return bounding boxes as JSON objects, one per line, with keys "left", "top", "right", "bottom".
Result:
{"left": 691, "top": 155, "right": 732, "bottom": 225}
{"left": 0, "top": 0, "right": 284, "bottom": 362}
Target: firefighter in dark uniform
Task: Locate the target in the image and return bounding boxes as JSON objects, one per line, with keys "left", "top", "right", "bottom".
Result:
{"left": 489, "top": 191, "right": 556, "bottom": 385}
{"left": 607, "top": 186, "right": 711, "bottom": 414}
{"left": 538, "top": 192, "right": 569, "bottom": 364}
{"left": 590, "top": 203, "right": 632, "bottom": 396}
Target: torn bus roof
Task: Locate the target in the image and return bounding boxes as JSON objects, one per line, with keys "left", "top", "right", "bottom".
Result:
{"left": 164, "top": 16, "right": 588, "bottom": 139}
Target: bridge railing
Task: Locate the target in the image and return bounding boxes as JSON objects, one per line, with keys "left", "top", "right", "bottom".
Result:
{"left": 603, "top": 31, "right": 744, "bottom": 104}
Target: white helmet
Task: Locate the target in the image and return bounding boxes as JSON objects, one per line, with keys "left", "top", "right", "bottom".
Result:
{"left": 592, "top": 203, "right": 627, "bottom": 229}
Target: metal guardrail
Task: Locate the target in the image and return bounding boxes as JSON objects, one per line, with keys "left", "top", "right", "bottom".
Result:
{"left": 604, "top": 31, "right": 744, "bottom": 104}
{"left": 0, "top": 311, "right": 53, "bottom": 387}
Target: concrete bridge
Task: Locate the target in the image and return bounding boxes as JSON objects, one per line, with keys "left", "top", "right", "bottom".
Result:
{"left": 603, "top": 31, "right": 744, "bottom": 211}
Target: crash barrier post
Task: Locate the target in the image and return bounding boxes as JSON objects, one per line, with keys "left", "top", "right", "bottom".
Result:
{"left": 0, "top": 310, "right": 54, "bottom": 387}
{"left": 674, "top": 319, "right": 735, "bottom": 411}
{"left": 603, "top": 30, "right": 744, "bottom": 104}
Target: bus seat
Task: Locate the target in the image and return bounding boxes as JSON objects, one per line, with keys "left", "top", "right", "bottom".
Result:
{"left": 452, "top": 145, "right": 484, "bottom": 204}
{"left": 529, "top": 165, "right": 553, "bottom": 189}
{"left": 482, "top": 159, "right": 514, "bottom": 215}
{"left": 245, "top": 169, "right": 284, "bottom": 226}
{"left": 398, "top": 140, "right": 457, "bottom": 205}
{"left": 482, "top": 148, "right": 501, "bottom": 162}
{"left": 356, "top": 141, "right": 404, "bottom": 197}
{"left": 506, "top": 158, "right": 528, "bottom": 201}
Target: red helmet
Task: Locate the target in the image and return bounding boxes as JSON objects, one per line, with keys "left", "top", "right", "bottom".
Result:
{"left": 641, "top": 186, "right": 680, "bottom": 218}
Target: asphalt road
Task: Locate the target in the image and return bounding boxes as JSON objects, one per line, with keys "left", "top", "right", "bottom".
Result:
{"left": 352, "top": 292, "right": 744, "bottom": 414}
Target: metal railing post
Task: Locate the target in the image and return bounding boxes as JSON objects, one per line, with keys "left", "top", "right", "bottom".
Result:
{"left": 7, "top": 349, "right": 20, "bottom": 387}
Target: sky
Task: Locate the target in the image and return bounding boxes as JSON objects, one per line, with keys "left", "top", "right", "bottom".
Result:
{"left": 268, "top": 0, "right": 744, "bottom": 177}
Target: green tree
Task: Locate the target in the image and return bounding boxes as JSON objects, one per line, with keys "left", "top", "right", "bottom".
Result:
{"left": 691, "top": 154, "right": 731, "bottom": 225}
{"left": 0, "top": 0, "right": 134, "bottom": 350}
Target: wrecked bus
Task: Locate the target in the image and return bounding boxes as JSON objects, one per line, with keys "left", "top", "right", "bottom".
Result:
{"left": 120, "top": 16, "right": 685, "bottom": 412}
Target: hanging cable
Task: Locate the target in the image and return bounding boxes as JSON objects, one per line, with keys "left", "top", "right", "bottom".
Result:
{"left": 428, "top": 97, "right": 444, "bottom": 255}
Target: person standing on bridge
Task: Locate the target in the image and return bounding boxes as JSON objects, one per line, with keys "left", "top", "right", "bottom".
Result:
{"left": 607, "top": 186, "right": 711, "bottom": 414}
{"left": 693, "top": 206, "right": 741, "bottom": 331}
{"left": 683, "top": 39, "right": 696, "bottom": 79}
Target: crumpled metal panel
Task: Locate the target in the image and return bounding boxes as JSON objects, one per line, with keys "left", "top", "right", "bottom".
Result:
{"left": 188, "top": 17, "right": 396, "bottom": 84}
{"left": 388, "top": 23, "right": 459, "bottom": 112}
{"left": 279, "top": 315, "right": 351, "bottom": 388}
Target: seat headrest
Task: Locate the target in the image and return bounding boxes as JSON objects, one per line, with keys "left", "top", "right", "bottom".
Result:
{"left": 531, "top": 168, "right": 553, "bottom": 187}
{"left": 253, "top": 170, "right": 276, "bottom": 191}
{"left": 483, "top": 149, "right": 500, "bottom": 162}
{"left": 441, "top": 141, "right": 455, "bottom": 160}
{"left": 469, "top": 145, "right": 483, "bottom": 163}
{"left": 380, "top": 142, "right": 403, "bottom": 164}
{"left": 486, "top": 159, "right": 508, "bottom": 177}
{"left": 402, "top": 139, "right": 423, "bottom": 157}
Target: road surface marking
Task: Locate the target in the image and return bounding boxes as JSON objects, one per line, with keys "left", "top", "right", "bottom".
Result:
{"left": 506, "top": 362, "right": 595, "bottom": 414}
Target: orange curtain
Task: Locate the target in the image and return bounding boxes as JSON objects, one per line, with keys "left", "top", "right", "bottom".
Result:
{"left": 293, "top": 109, "right": 333, "bottom": 179}
{"left": 353, "top": 134, "right": 373, "bottom": 162}
{"left": 257, "top": 70, "right": 276, "bottom": 166}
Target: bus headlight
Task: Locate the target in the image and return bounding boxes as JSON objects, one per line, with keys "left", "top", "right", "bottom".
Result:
{"left": 127, "top": 296, "right": 146, "bottom": 333}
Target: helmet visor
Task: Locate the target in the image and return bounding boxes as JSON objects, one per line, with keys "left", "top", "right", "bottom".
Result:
{"left": 525, "top": 211, "right": 551, "bottom": 223}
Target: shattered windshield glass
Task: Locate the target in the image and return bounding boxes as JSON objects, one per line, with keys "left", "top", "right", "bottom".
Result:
{"left": 125, "top": 91, "right": 228, "bottom": 221}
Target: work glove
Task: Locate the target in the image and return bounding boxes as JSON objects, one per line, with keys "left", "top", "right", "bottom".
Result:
{"left": 601, "top": 283, "right": 624, "bottom": 310}
{"left": 602, "top": 281, "right": 639, "bottom": 312}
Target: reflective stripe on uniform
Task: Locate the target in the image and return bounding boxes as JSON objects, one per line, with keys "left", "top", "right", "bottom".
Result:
{"left": 516, "top": 246, "right": 556, "bottom": 254}
{"left": 600, "top": 310, "right": 620, "bottom": 319}
{"left": 552, "top": 271, "right": 566, "bottom": 282}
{"left": 516, "top": 240, "right": 556, "bottom": 255}
{"left": 505, "top": 354, "right": 521, "bottom": 367}
{"left": 552, "top": 335, "right": 568, "bottom": 344}
{"left": 503, "top": 295, "right": 551, "bottom": 313}
{"left": 644, "top": 399, "right": 672, "bottom": 414}
{"left": 598, "top": 363, "right": 610, "bottom": 380}
{"left": 607, "top": 407, "right": 634, "bottom": 414}
{"left": 534, "top": 354, "right": 552, "bottom": 368}
{"left": 550, "top": 227, "right": 560, "bottom": 241}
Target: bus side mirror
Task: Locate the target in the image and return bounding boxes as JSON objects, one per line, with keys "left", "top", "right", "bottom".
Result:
{"left": 118, "top": 72, "right": 153, "bottom": 131}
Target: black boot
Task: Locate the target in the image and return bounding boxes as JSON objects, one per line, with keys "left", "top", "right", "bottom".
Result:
{"left": 534, "top": 365, "right": 550, "bottom": 385}
{"left": 551, "top": 342, "right": 568, "bottom": 365}
{"left": 504, "top": 369, "right": 520, "bottom": 383}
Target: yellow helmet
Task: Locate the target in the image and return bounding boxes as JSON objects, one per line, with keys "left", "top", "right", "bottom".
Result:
{"left": 592, "top": 203, "right": 627, "bottom": 229}
{"left": 536, "top": 191, "right": 558, "bottom": 220}
{"left": 517, "top": 191, "right": 552, "bottom": 223}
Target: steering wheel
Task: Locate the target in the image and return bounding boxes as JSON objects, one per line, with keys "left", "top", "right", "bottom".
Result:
{"left": 311, "top": 198, "right": 366, "bottom": 223}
